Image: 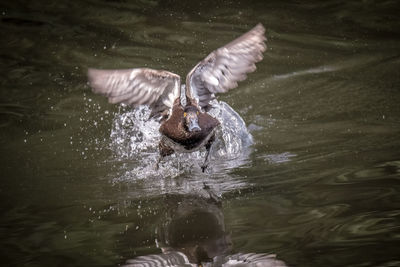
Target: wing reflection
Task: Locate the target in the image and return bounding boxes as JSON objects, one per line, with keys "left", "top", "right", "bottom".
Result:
{"left": 122, "top": 185, "right": 287, "bottom": 267}
{"left": 124, "top": 251, "right": 194, "bottom": 267}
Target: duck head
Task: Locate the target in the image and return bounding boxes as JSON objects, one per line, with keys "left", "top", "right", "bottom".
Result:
{"left": 183, "top": 106, "right": 201, "bottom": 132}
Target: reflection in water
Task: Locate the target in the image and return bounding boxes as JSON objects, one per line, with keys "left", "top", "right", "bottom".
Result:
{"left": 122, "top": 186, "right": 287, "bottom": 267}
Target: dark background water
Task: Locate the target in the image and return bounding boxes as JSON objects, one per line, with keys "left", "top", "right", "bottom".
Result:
{"left": 1, "top": 0, "right": 400, "bottom": 266}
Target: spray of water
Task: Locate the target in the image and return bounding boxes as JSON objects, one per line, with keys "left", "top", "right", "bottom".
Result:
{"left": 109, "top": 100, "right": 253, "bottom": 183}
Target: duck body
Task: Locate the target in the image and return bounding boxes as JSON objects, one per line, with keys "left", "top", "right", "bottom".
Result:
{"left": 87, "top": 24, "right": 266, "bottom": 171}
{"left": 159, "top": 98, "right": 219, "bottom": 154}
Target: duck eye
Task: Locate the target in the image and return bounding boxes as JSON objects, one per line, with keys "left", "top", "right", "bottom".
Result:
{"left": 183, "top": 112, "right": 187, "bottom": 117}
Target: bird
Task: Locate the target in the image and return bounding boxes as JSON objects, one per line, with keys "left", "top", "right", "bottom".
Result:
{"left": 87, "top": 23, "right": 266, "bottom": 172}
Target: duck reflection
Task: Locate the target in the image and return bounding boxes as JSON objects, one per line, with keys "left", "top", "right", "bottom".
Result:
{"left": 122, "top": 185, "right": 287, "bottom": 267}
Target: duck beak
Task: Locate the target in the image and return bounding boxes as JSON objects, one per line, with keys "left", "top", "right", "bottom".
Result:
{"left": 188, "top": 117, "right": 201, "bottom": 132}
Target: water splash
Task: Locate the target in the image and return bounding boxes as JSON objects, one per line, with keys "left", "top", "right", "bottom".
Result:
{"left": 109, "top": 105, "right": 160, "bottom": 159}
{"left": 109, "top": 100, "right": 253, "bottom": 182}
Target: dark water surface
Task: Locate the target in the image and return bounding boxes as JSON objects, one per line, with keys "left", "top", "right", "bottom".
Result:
{"left": 1, "top": 0, "right": 400, "bottom": 266}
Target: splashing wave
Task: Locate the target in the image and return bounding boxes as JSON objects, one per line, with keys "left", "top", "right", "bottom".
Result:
{"left": 109, "top": 100, "right": 253, "bottom": 181}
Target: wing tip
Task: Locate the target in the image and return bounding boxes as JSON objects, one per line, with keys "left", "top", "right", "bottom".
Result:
{"left": 87, "top": 70, "right": 97, "bottom": 94}
{"left": 87, "top": 68, "right": 100, "bottom": 81}
{"left": 253, "top": 23, "right": 267, "bottom": 45}
{"left": 255, "top": 22, "right": 265, "bottom": 32}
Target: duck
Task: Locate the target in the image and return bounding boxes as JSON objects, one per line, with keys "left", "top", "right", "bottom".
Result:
{"left": 87, "top": 23, "right": 266, "bottom": 172}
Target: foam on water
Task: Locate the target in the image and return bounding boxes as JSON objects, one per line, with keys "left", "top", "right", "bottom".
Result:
{"left": 109, "top": 100, "right": 254, "bottom": 184}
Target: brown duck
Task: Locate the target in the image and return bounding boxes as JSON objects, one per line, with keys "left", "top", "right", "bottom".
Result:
{"left": 87, "top": 23, "right": 266, "bottom": 172}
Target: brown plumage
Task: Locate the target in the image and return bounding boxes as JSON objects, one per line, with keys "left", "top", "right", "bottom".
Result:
{"left": 160, "top": 99, "right": 219, "bottom": 151}
{"left": 87, "top": 23, "right": 267, "bottom": 171}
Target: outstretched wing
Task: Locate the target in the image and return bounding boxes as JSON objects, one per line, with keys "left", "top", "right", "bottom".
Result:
{"left": 186, "top": 23, "right": 266, "bottom": 110}
{"left": 88, "top": 68, "right": 180, "bottom": 118}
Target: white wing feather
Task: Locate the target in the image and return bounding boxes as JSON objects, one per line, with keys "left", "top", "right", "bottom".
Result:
{"left": 88, "top": 68, "right": 180, "bottom": 118}
{"left": 186, "top": 23, "right": 266, "bottom": 110}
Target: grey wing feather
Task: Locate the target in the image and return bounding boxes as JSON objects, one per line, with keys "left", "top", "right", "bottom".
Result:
{"left": 88, "top": 68, "right": 180, "bottom": 118}
{"left": 186, "top": 23, "right": 266, "bottom": 110}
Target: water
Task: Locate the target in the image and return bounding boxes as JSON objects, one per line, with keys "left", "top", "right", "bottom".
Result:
{"left": 1, "top": 0, "right": 400, "bottom": 266}
{"left": 109, "top": 101, "right": 253, "bottom": 189}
